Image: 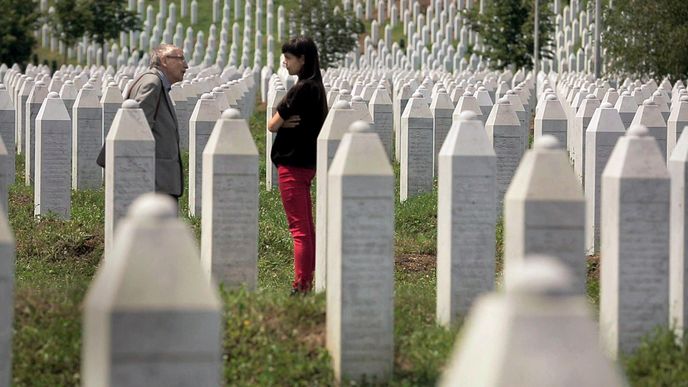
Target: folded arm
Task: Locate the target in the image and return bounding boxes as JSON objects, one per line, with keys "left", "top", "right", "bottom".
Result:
{"left": 268, "top": 112, "right": 300, "bottom": 132}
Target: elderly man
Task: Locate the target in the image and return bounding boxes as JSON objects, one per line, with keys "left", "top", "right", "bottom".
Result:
{"left": 98, "top": 44, "right": 188, "bottom": 203}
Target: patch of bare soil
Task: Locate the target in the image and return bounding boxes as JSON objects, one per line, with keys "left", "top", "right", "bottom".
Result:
{"left": 395, "top": 253, "right": 436, "bottom": 272}
{"left": 263, "top": 306, "right": 326, "bottom": 355}
{"left": 587, "top": 255, "right": 600, "bottom": 281}
{"left": 300, "top": 321, "right": 326, "bottom": 354}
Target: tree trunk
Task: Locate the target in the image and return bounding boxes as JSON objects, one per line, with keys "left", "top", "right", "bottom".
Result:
{"left": 100, "top": 41, "right": 106, "bottom": 67}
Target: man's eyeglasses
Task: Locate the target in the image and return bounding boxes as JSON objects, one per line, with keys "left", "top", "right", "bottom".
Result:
{"left": 166, "top": 55, "right": 186, "bottom": 62}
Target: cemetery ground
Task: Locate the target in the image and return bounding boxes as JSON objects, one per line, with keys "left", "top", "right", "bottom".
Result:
{"left": 8, "top": 101, "right": 688, "bottom": 386}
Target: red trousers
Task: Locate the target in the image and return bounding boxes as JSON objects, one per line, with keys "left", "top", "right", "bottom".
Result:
{"left": 277, "top": 165, "right": 316, "bottom": 291}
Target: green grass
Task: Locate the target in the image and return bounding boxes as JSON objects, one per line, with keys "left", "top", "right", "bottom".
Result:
{"left": 9, "top": 101, "right": 458, "bottom": 386}
{"left": 623, "top": 328, "right": 688, "bottom": 386}
{"left": 17, "top": 1, "right": 688, "bottom": 385}
{"left": 10, "top": 98, "right": 688, "bottom": 386}
{"left": 11, "top": 155, "right": 102, "bottom": 385}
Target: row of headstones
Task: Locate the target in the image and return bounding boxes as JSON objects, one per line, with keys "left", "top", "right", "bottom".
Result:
{"left": 27, "top": 108, "right": 669, "bottom": 385}
{"left": 351, "top": 0, "right": 610, "bottom": 74}
{"left": 276, "top": 66, "right": 537, "bottom": 208}
{"left": 0, "top": 86, "right": 272, "bottom": 383}
{"left": 267, "top": 69, "right": 453, "bottom": 381}
{"left": 0, "top": 100, "right": 261, "bottom": 386}
{"left": 37, "top": 0, "right": 554, "bottom": 76}
{"left": 263, "top": 65, "right": 687, "bottom": 381}
{"left": 359, "top": 0, "right": 489, "bottom": 72}
{"left": 520, "top": 102, "right": 687, "bottom": 363}
{"left": 0, "top": 61, "right": 676, "bottom": 384}
{"left": 537, "top": 0, "right": 601, "bottom": 74}
{"left": 34, "top": 0, "right": 608, "bottom": 77}
{"left": 322, "top": 104, "right": 685, "bottom": 383}
{"left": 0, "top": 107, "right": 608, "bottom": 386}
{"left": 4, "top": 73, "right": 684, "bottom": 384}
{"left": 354, "top": 0, "right": 542, "bottom": 72}
{"left": 102, "top": 99, "right": 261, "bottom": 284}
{"left": 0, "top": 62, "right": 259, "bottom": 220}
{"left": 316, "top": 65, "right": 686, "bottom": 243}
{"left": 164, "top": 0, "right": 273, "bottom": 68}
{"left": 39, "top": 0, "right": 286, "bottom": 72}
{"left": 540, "top": 73, "right": 688, "bottom": 256}
{"left": 38, "top": 0, "right": 491, "bottom": 74}
{"left": 556, "top": 74, "right": 682, "bottom": 166}
{"left": 549, "top": 0, "right": 635, "bottom": 74}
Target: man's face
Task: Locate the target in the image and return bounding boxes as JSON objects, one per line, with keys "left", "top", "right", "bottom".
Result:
{"left": 283, "top": 52, "right": 305, "bottom": 76}
{"left": 161, "top": 48, "right": 188, "bottom": 84}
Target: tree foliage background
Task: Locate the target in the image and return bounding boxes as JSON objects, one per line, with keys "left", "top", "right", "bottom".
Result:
{"left": 463, "top": 0, "right": 555, "bottom": 71}
{"left": 49, "top": 0, "right": 92, "bottom": 63}
{"left": 79, "top": 0, "right": 142, "bottom": 64}
{"left": 0, "top": 0, "right": 40, "bottom": 68}
{"left": 292, "top": 0, "right": 364, "bottom": 69}
{"left": 603, "top": 0, "right": 688, "bottom": 81}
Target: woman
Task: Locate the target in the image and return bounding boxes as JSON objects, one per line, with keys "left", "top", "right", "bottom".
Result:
{"left": 268, "top": 36, "right": 328, "bottom": 294}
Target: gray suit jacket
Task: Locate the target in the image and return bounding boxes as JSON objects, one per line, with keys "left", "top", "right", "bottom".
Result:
{"left": 128, "top": 69, "right": 184, "bottom": 197}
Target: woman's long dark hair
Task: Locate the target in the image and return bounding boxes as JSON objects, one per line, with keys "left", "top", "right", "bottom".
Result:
{"left": 281, "top": 36, "right": 323, "bottom": 81}
{"left": 282, "top": 36, "right": 328, "bottom": 119}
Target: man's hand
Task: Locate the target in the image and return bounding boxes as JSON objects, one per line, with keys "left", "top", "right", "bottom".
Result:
{"left": 281, "top": 115, "right": 301, "bottom": 128}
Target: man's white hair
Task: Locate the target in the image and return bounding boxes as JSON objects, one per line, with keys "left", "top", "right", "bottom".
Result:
{"left": 150, "top": 44, "right": 179, "bottom": 67}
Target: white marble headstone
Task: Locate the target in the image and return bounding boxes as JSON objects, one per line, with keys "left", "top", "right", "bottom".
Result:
{"left": 0, "top": 205, "right": 14, "bottom": 387}
{"left": 614, "top": 91, "right": 637, "bottom": 129}
{"left": 400, "top": 92, "right": 434, "bottom": 201}
{"left": 170, "top": 83, "right": 190, "bottom": 151}
{"left": 630, "top": 99, "right": 668, "bottom": 161}
{"left": 188, "top": 93, "right": 220, "bottom": 217}
{"left": 667, "top": 96, "right": 688, "bottom": 160}
{"left": 326, "top": 121, "right": 394, "bottom": 383}
{"left": 201, "top": 109, "right": 259, "bottom": 289}
{"left": 584, "top": 103, "right": 625, "bottom": 255}
{"left": 669, "top": 127, "right": 688, "bottom": 338}
{"left": 265, "top": 83, "right": 285, "bottom": 191}
{"left": 436, "top": 111, "right": 496, "bottom": 326}
{"left": 101, "top": 82, "right": 124, "bottom": 142}
{"left": 440, "top": 257, "right": 626, "bottom": 386}
{"left": 104, "top": 100, "right": 155, "bottom": 259}
{"left": 504, "top": 136, "right": 585, "bottom": 293}
{"left": 15, "top": 77, "right": 34, "bottom": 158}
{"left": 369, "top": 85, "right": 394, "bottom": 160}
{"left": 315, "top": 101, "right": 370, "bottom": 292}
{"left": 573, "top": 94, "right": 600, "bottom": 182}
{"left": 430, "top": 88, "right": 453, "bottom": 176}
{"left": 72, "top": 84, "right": 103, "bottom": 189}
{"left": 0, "top": 85, "right": 15, "bottom": 186}
{"left": 34, "top": 92, "right": 71, "bottom": 219}
{"left": 534, "top": 94, "right": 567, "bottom": 147}
{"left": 485, "top": 98, "right": 523, "bottom": 210}
{"left": 600, "top": 124, "right": 670, "bottom": 358}
{"left": 83, "top": 193, "right": 222, "bottom": 385}
{"left": 25, "top": 81, "right": 49, "bottom": 185}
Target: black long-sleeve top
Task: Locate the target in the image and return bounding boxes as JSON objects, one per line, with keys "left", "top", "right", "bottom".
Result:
{"left": 272, "top": 78, "right": 328, "bottom": 169}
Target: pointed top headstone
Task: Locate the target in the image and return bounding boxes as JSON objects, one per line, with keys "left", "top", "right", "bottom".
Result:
{"left": 402, "top": 92, "right": 432, "bottom": 118}
{"left": 440, "top": 256, "right": 626, "bottom": 386}
{"left": 630, "top": 99, "right": 668, "bottom": 160}
{"left": 0, "top": 85, "right": 11, "bottom": 111}
{"left": 83, "top": 192, "right": 221, "bottom": 385}
{"left": 504, "top": 134, "right": 585, "bottom": 291}
{"left": 668, "top": 95, "right": 688, "bottom": 157}
{"left": 329, "top": 120, "right": 393, "bottom": 176}
{"left": 37, "top": 91, "right": 69, "bottom": 121}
